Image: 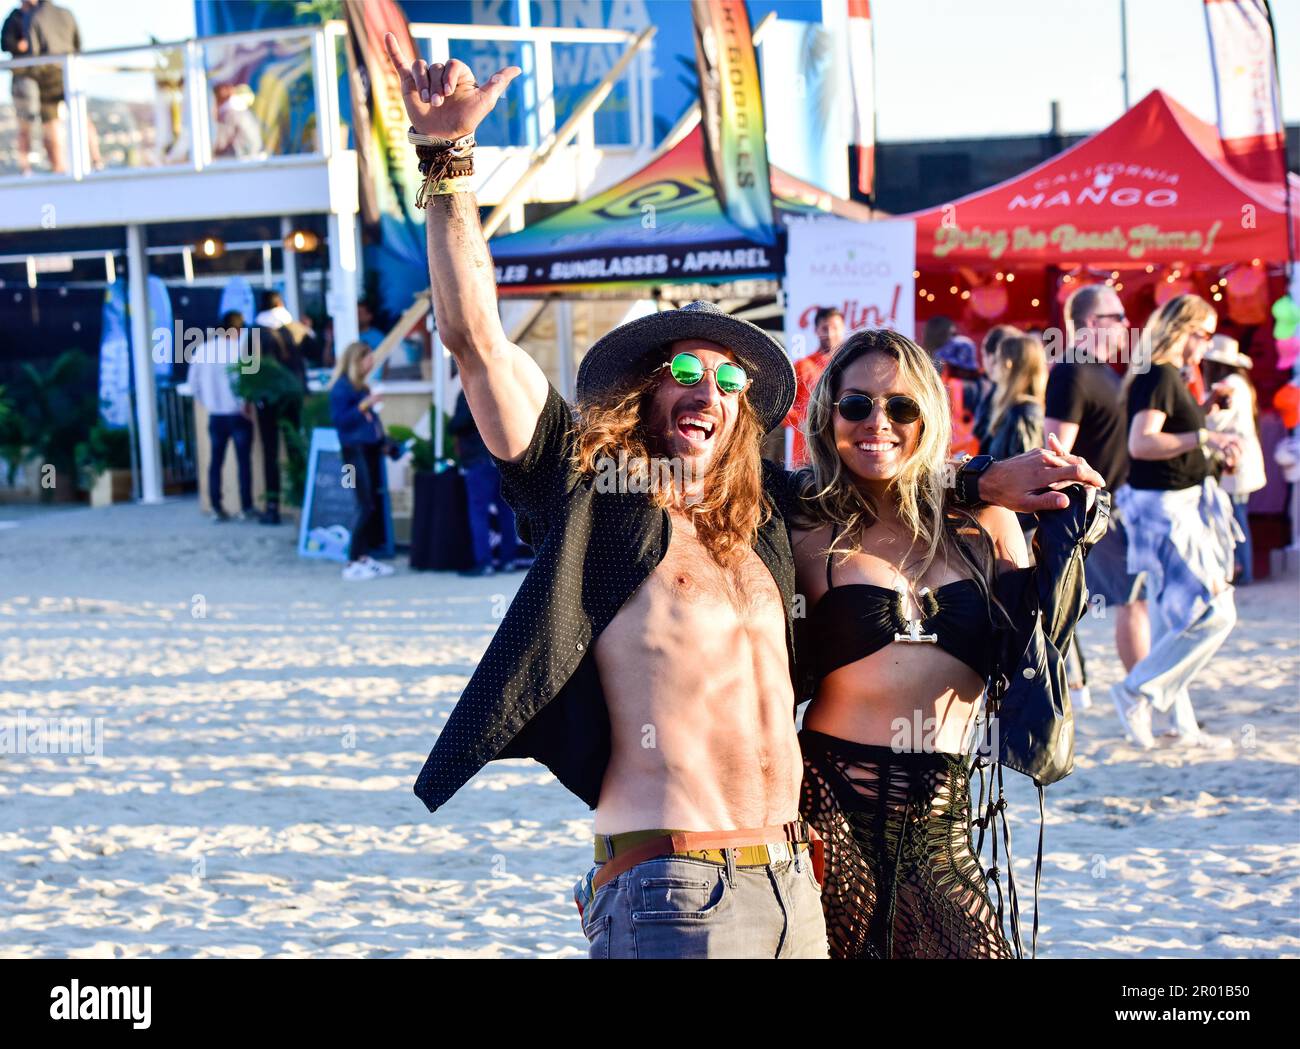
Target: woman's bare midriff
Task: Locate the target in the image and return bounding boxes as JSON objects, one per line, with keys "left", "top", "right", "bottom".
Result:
{"left": 802, "top": 644, "right": 986, "bottom": 754}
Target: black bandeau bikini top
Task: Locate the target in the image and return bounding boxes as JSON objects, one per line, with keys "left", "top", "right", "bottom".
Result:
{"left": 802, "top": 527, "right": 997, "bottom": 686}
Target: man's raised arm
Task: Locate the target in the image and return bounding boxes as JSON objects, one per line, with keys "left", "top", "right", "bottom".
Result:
{"left": 384, "top": 34, "right": 548, "bottom": 463}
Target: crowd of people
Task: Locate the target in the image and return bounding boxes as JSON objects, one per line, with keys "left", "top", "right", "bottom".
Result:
{"left": 187, "top": 285, "right": 527, "bottom": 583}
{"left": 784, "top": 287, "right": 1262, "bottom": 755}
{"left": 173, "top": 35, "right": 1291, "bottom": 961}
{"left": 186, "top": 292, "right": 315, "bottom": 526}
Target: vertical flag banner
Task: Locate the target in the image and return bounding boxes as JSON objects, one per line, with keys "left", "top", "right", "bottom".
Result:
{"left": 98, "top": 282, "right": 131, "bottom": 428}
{"left": 342, "top": 0, "right": 427, "bottom": 317}
{"left": 846, "top": 0, "right": 876, "bottom": 198}
{"left": 759, "top": 19, "right": 847, "bottom": 198}
{"left": 1203, "top": 0, "right": 1286, "bottom": 183}
{"left": 692, "top": 0, "right": 777, "bottom": 246}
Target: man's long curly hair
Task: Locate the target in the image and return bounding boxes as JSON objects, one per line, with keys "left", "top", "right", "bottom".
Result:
{"left": 571, "top": 354, "right": 770, "bottom": 567}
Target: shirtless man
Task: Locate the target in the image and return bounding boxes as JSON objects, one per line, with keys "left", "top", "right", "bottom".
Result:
{"left": 386, "top": 38, "right": 1103, "bottom": 959}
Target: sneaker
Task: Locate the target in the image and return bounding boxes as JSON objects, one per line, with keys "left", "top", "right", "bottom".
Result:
{"left": 1110, "top": 683, "right": 1155, "bottom": 750}
{"left": 342, "top": 560, "right": 380, "bottom": 581}
{"left": 458, "top": 564, "right": 495, "bottom": 578}
{"left": 1173, "top": 728, "right": 1235, "bottom": 751}
{"left": 259, "top": 508, "right": 282, "bottom": 526}
{"left": 212, "top": 510, "right": 232, "bottom": 523}
{"left": 1070, "top": 685, "right": 1092, "bottom": 710}
{"left": 233, "top": 510, "right": 258, "bottom": 522}
{"left": 505, "top": 557, "right": 535, "bottom": 572}
{"left": 361, "top": 555, "right": 394, "bottom": 577}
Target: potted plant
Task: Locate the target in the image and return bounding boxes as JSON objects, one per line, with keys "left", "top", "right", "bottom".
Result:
{"left": 76, "top": 422, "right": 134, "bottom": 507}
{"left": 3, "top": 351, "right": 99, "bottom": 502}
{"left": 278, "top": 391, "right": 331, "bottom": 524}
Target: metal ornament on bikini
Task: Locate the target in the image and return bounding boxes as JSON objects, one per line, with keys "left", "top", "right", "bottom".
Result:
{"left": 889, "top": 550, "right": 939, "bottom": 645}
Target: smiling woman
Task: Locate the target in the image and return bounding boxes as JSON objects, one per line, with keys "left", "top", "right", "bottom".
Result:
{"left": 787, "top": 326, "right": 1106, "bottom": 959}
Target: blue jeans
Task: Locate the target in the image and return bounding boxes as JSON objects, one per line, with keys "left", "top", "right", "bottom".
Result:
{"left": 462, "top": 460, "right": 519, "bottom": 568}
{"left": 208, "top": 413, "right": 253, "bottom": 513}
{"left": 578, "top": 852, "right": 829, "bottom": 959}
{"left": 1231, "top": 494, "right": 1253, "bottom": 585}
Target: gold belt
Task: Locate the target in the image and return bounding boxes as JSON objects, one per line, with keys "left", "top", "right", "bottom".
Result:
{"left": 593, "top": 824, "right": 813, "bottom": 884}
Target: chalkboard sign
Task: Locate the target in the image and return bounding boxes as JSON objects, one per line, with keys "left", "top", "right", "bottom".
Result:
{"left": 297, "top": 428, "right": 394, "bottom": 562}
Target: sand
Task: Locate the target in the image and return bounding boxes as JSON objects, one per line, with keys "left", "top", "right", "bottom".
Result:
{"left": 0, "top": 499, "right": 1296, "bottom": 958}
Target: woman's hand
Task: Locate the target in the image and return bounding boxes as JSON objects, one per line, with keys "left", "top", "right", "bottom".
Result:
{"left": 1207, "top": 430, "right": 1241, "bottom": 465}
{"left": 383, "top": 34, "right": 520, "bottom": 141}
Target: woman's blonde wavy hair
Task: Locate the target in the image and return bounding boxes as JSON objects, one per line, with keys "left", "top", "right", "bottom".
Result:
{"left": 330, "top": 340, "right": 373, "bottom": 392}
{"left": 794, "top": 328, "right": 1004, "bottom": 612}
{"left": 1121, "top": 293, "right": 1216, "bottom": 401}
{"left": 570, "top": 353, "right": 769, "bottom": 567}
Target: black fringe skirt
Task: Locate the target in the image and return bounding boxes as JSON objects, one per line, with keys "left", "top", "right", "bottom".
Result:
{"left": 799, "top": 728, "right": 1013, "bottom": 959}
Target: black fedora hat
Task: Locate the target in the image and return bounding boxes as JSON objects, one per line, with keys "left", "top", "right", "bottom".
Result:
{"left": 575, "top": 300, "right": 795, "bottom": 435}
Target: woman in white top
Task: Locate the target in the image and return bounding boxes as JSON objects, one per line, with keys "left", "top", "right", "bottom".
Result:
{"left": 1202, "top": 335, "right": 1266, "bottom": 585}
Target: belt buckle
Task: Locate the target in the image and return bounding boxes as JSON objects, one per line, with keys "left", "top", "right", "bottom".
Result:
{"left": 766, "top": 841, "right": 791, "bottom": 865}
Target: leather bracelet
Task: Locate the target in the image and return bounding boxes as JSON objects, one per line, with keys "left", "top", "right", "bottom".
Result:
{"left": 417, "top": 151, "right": 474, "bottom": 177}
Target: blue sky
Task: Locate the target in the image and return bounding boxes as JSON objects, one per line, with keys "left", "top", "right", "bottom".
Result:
{"left": 56, "top": 0, "right": 1300, "bottom": 142}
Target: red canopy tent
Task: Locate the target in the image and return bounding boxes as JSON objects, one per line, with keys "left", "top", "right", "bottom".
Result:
{"left": 905, "top": 89, "right": 1299, "bottom": 578}
{"left": 903, "top": 90, "right": 1297, "bottom": 372}
{"left": 909, "top": 89, "right": 1297, "bottom": 269}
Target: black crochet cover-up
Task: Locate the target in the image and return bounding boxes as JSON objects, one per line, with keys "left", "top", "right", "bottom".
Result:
{"left": 799, "top": 730, "right": 1014, "bottom": 960}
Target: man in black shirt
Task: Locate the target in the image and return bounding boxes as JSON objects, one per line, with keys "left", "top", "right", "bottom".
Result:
{"left": 1045, "top": 285, "right": 1150, "bottom": 697}
{"left": 386, "top": 38, "right": 1103, "bottom": 959}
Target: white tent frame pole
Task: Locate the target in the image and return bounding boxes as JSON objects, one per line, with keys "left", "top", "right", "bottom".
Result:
{"left": 279, "top": 216, "right": 302, "bottom": 321}
{"left": 555, "top": 299, "right": 575, "bottom": 400}
{"left": 126, "top": 224, "right": 163, "bottom": 504}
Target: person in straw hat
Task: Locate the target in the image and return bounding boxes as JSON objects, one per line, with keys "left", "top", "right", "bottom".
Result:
{"left": 384, "top": 36, "right": 1103, "bottom": 959}
{"left": 1201, "top": 334, "right": 1266, "bottom": 584}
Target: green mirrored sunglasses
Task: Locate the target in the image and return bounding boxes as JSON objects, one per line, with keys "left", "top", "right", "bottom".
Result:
{"left": 659, "top": 351, "right": 749, "bottom": 395}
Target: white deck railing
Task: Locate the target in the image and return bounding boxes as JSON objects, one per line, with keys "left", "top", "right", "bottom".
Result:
{"left": 0, "top": 19, "right": 652, "bottom": 185}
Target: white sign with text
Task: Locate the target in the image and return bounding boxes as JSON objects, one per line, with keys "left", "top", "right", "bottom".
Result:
{"left": 784, "top": 218, "right": 916, "bottom": 359}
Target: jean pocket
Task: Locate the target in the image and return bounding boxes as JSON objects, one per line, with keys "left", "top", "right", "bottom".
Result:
{"left": 583, "top": 914, "right": 612, "bottom": 959}
{"left": 633, "top": 862, "right": 731, "bottom": 922}
{"left": 803, "top": 854, "right": 824, "bottom": 893}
